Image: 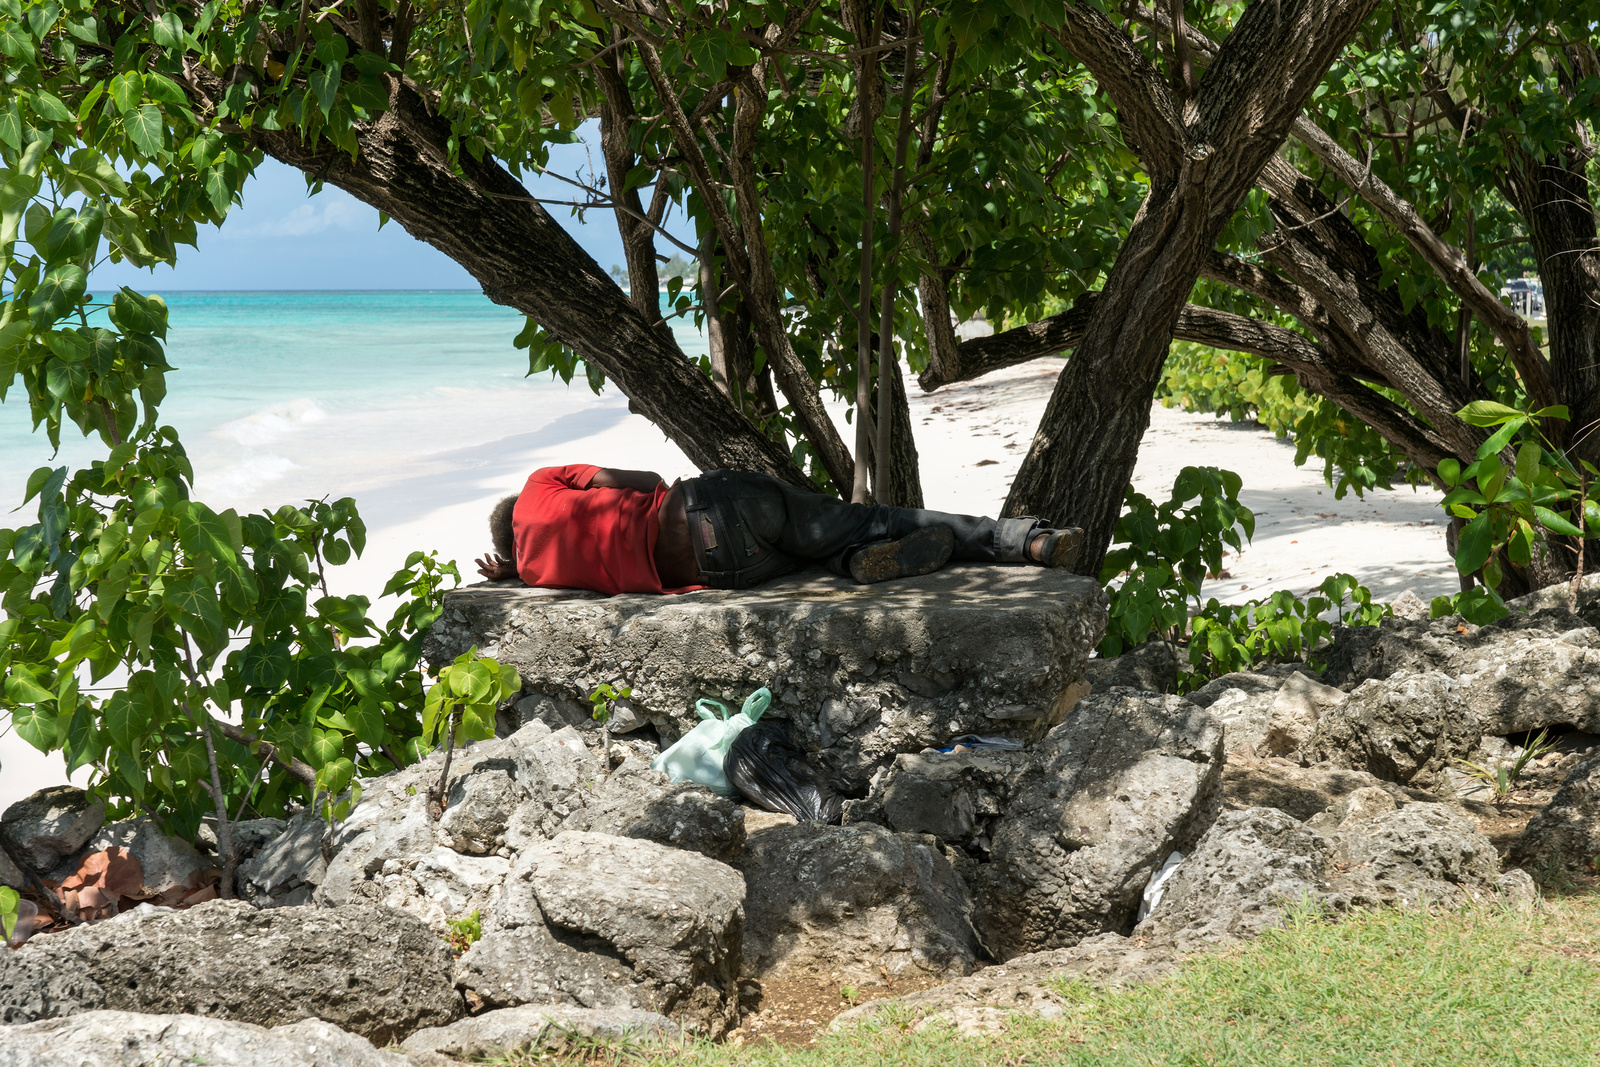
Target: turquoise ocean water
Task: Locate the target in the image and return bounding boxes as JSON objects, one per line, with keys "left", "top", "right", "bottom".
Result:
{"left": 0, "top": 290, "right": 706, "bottom": 516}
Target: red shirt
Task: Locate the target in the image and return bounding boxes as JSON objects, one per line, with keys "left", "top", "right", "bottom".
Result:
{"left": 512, "top": 465, "right": 692, "bottom": 595}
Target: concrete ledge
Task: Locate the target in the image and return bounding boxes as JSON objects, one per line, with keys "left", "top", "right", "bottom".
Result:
{"left": 423, "top": 565, "right": 1109, "bottom": 789}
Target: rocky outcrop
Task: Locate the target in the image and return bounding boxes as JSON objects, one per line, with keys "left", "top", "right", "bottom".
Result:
{"left": 737, "top": 822, "right": 978, "bottom": 981}
{"left": 1136, "top": 803, "right": 1508, "bottom": 952}
{"left": 403, "top": 1004, "right": 681, "bottom": 1060}
{"left": 1309, "top": 670, "right": 1480, "bottom": 791}
{"left": 1221, "top": 755, "right": 1442, "bottom": 821}
{"left": 424, "top": 567, "right": 1108, "bottom": 791}
{"left": 0, "top": 900, "right": 463, "bottom": 1041}
{"left": 238, "top": 813, "right": 328, "bottom": 907}
{"left": 562, "top": 759, "right": 746, "bottom": 865}
{"left": 858, "top": 748, "right": 1034, "bottom": 849}
{"left": 456, "top": 831, "right": 744, "bottom": 1037}
{"left": 0, "top": 1012, "right": 411, "bottom": 1067}
{"left": 831, "top": 933, "right": 1183, "bottom": 1034}
{"left": 1, "top": 787, "right": 104, "bottom": 874}
{"left": 972, "top": 690, "right": 1224, "bottom": 959}
{"left": 1509, "top": 756, "right": 1600, "bottom": 873}
{"left": 72, "top": 817, "right": 209, "bottom": 897}
{"left": 1260, "top": 672, "right": 1348, "bottom": 760}
{"left": 1084, "top": 640, "right": 1180, "bottom": 695}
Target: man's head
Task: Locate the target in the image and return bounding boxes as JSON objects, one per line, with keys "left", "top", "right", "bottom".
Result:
{"left": 489, "top": 494, "right": 518, "bottom": 559}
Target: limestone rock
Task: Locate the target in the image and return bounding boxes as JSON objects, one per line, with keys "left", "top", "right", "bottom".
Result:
{"left": 1309, "top": 670, "right": 1481, "bottom": 790}
{"left": 1330, "top": 785, "right": 1397, "bottom": 825}
{"left": 874, "top": 749, "right": 1034, "bottom": 848}
{"left": 1134, "top": 807, "right": 1334, "bottom": 951}
{"left": 831, "top": 933, "right": 1183, "bottom": 1033}
{"left": 0, "top": 900, "right": 463, "bottom": 1042}
{"left": 1509, "top": 756, "right": 1600, "bottom": 872}
{"left": 424, "top": 567, "right": 1108, "bottom": 791}
{"left": 972, "top": 690, "right": 1223, "bottom": 959}
{"left": 1198, "top": 686, "right": 1278, "bottom": 756}
{"left": 0, "top": 1011, "right": 411, "bottom": 1067}
{"left": 506, "top": 727, "right": 601, "bottom": 847}
{"left": 1084, "top": 641, "right": 1180, "bottom": 695}
{"left": 1452, "top": 631, "right": 1600, "bottom": 734}
{"left": 1329, "top": 804, "right": 1499, "bottom": 907}
{"left": 198, "top": 817, "right": 286, "bottom": 864}
{"left": 0, "top": 846, "right": 23, "bottom": 889}
{"left": 738, "top": 822, "right": 978, "bottom": 981}
{"left": 453, "top": 922, "right": 646, "bottom": 1014}
{"left": 78, "top": 818, "right": 206, "bottom": 895}
{"left": 561, "top": 758, "right": 745, "bottom": 864}
{"left": 1261, "top": 673, "right": 1347, "bottom": 759}
{"left": 1221, "top": 755, "right": 1442, "bottom": 821}
{"left": 1319, "top": 616, "right": 1474, "bottom": 690}
{"left": 403, "top": 1004, "right": 680, "bottom": 1060}
{"left": 1183, "top": 670, "right": 1288, "bottom": 709}
{"left": 1389, "top": 589, "right": 1430, "bottom": 621}
{"left": 237, "top": 812, "right": 327, "bottom": 907}
{"left": 439, "top": 762, "right": 518, "bottom": 854}
{"left": 1138, "top": 804, "right": 1507, "bottom": 952}
{"left": 459, "top": 831, "right": 744, "bottom": 1036}
{"left": 1, "top": 787, "right": 105, "bottom": 874}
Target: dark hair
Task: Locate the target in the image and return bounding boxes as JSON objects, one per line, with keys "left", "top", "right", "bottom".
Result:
{"left": 489, "top": 494, "right": 518, "bottom": 559}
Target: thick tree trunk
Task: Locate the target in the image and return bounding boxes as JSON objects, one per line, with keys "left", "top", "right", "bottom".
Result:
{"left": 1004, "top": 0, "right": 1379, "bottom": 575}
{"left": 237, "top": 77, "right": 805, "bottom": 485}
{"left": 881, "top": 348, "right": 924, "bottom": 507}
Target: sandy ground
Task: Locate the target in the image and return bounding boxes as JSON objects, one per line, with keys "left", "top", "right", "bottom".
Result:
{"left": 0, "top": 359, "right": 1458, "bottom": 810}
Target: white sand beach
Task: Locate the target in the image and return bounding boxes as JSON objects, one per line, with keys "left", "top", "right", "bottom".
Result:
{"left": 0, "top": 360, "right": 1458, "bottom": 809}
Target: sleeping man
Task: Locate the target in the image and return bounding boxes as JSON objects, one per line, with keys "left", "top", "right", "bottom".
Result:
{"left": 472, "top": 464, "right": 1083, "bottom": 595}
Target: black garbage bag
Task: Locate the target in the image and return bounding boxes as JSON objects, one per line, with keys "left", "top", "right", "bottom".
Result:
{"left": 724, "top": 721, "right": 844, "bottom": 823}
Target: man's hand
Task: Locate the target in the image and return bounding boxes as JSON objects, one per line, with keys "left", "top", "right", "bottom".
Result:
{"left": 475, "top": 553, "right": 519, "bottom": 581}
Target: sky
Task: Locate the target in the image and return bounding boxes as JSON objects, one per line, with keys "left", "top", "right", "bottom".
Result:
{"left": 89, "top": 120, "right": 697, "bottom": 292}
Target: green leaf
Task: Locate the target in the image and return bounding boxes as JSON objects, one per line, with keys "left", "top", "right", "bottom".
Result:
{"left": 1533, "top": 506, "right": 1584, "bottom": 538}
{"left": 29, "top": 91, "right": 74, "bottom": 123}
{"left": 126, "top": 104, "right": 166, "bottom": 156}
{"left": 151, "top": 11, "right": 185, "bottom": 48}
{"left": 344, "top": 699, "right": 386, "bottom": 747}
{"left": 110, "top": 71, "right": 144, "bottom": 113}
{"left": 309, "top": 63, "right": 342, "bottom": 115}
{"left": 1475, "top": 418, "right": 1525, "bottom": 461}
{"left": 1457, "top": 400, "right": 1525, "bottom": 427}
{"left": 11, "top": 704, "right": 56, "bottom": 753}
{"left": 29, "top": 264, "right": 87, "bottom": 327}
{"left": 1455, "top": 513, "right": 1494, "bottom": 576}
{"left": 306, "top": 727, "right": 344, "bottom": 768}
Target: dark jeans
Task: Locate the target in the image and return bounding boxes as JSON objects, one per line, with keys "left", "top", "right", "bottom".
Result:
{"left": 681, "top": 469, "right": 1045, "bottom": 589}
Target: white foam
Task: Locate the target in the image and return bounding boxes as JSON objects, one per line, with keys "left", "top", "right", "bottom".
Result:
{"left": 218, "top": 398, "right": 328, "bottom": 447}
{"left": 201, "top": 454, "right": 299, "bottom": 500}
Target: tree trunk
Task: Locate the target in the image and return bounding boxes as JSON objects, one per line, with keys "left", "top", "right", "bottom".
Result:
{"left": 1004, "top": 0, "right": 1380, "bottom": 575}
{"left": 595, "top": 46, "right": 665, "bottom": 331}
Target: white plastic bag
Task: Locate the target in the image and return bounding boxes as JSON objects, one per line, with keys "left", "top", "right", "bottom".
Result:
{"left": 651, "top": 687, "right": 770, "bottom": 796}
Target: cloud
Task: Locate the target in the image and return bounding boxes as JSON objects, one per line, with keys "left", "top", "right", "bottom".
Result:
{"left": 225, "top": 192, "right": 371, "bottom": 240}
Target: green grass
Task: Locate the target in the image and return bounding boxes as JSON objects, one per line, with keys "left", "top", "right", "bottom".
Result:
{"left": 519, "top": 892, "right": 1600, "bottom": 1067}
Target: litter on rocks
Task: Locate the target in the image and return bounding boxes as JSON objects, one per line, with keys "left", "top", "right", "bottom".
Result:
{"left": 725, "top": 721, "right": 844, "bottom": 823}
{"left": 652, "top": 687, "right": 770, "bottom": 796}
{"left": 936, "top": 735, "right": 1027, "bottom": 753}
{"left": 1136, "top": 850, "right": 1186, "bottom": 922}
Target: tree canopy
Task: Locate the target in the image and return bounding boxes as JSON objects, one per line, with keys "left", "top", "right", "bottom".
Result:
{"left": 3, "top": 0, "right": 1599, "bottom": 891}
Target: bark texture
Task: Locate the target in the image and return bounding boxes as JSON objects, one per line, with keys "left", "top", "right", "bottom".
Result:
{"left": 1004, "top": 0, "right": 1381, "bottom": 576}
